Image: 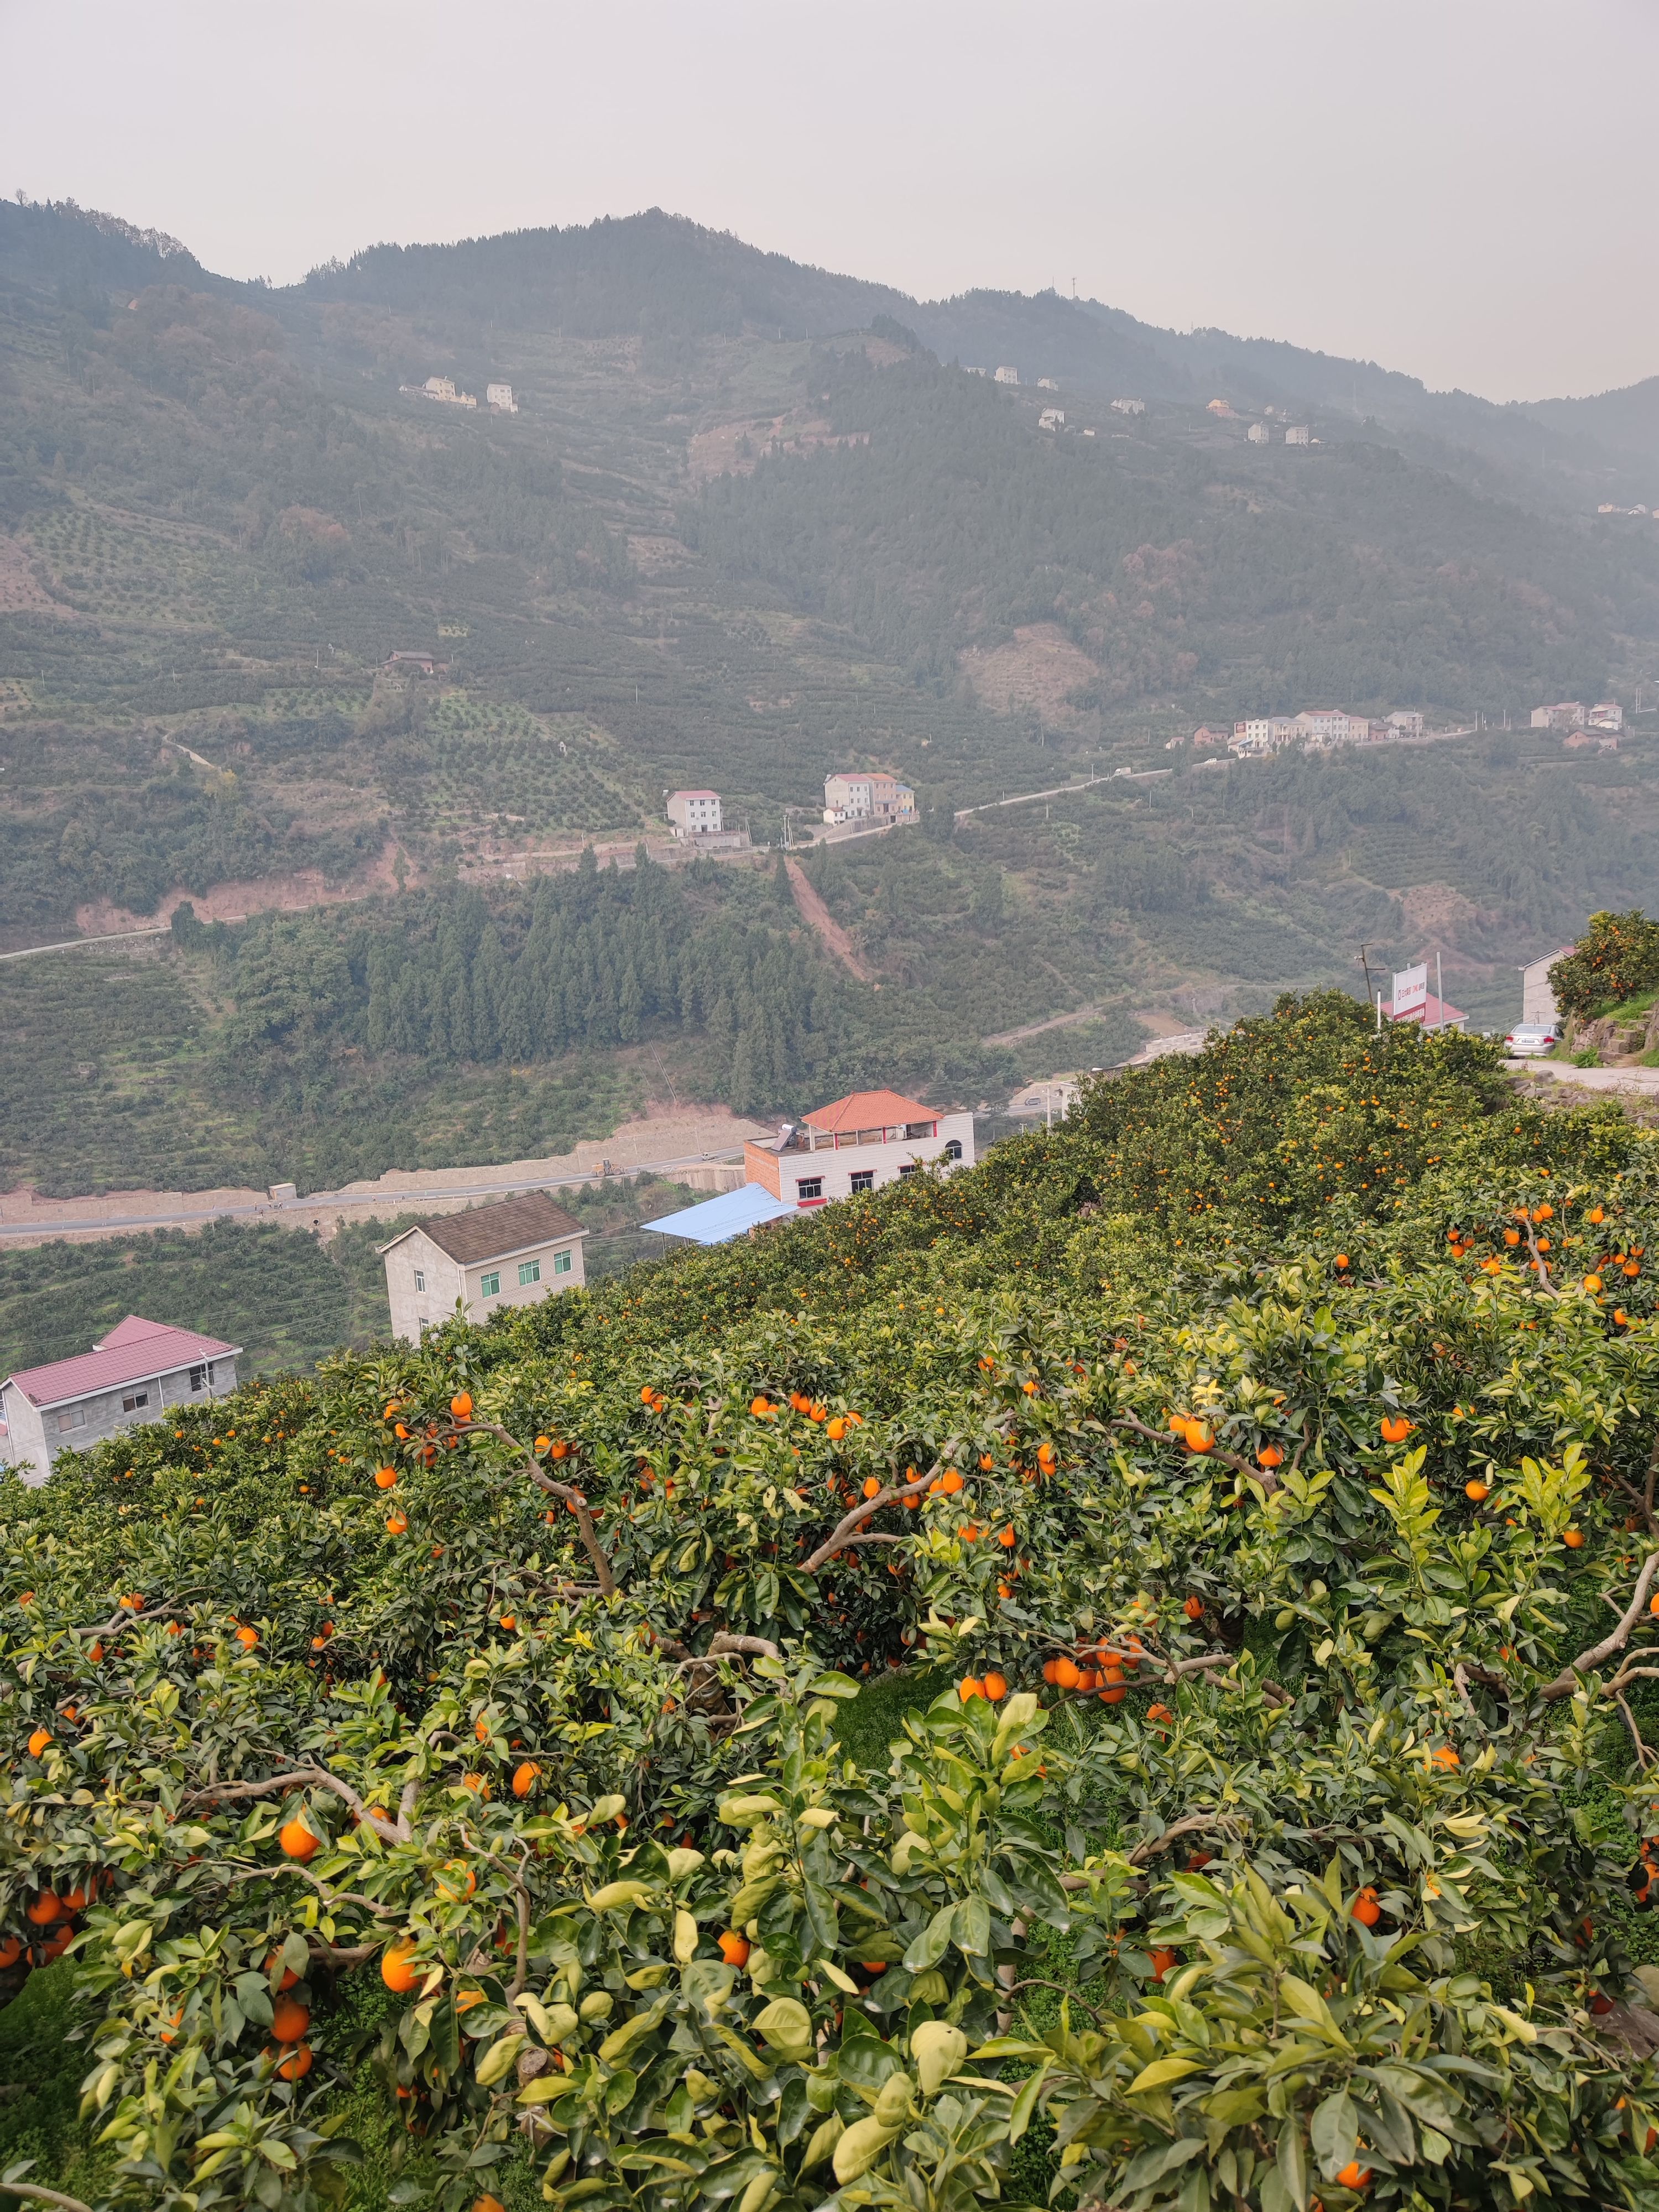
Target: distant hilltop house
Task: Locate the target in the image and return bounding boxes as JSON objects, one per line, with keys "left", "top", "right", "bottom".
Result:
{"left": 666, "top": 789, "right": 723, "bottom": 837}
{"left": 1229, "top": 707, "right": 1420, "bottom": 758}
{"left": 1207, "top": 399, "right": 1237, "bottom": 419}
{"left": 664, "top": 788, "right": 750, "bottom": 852}
{"left": 1534, "top": 700, "right": 1621, "bottom": 733}
{"left": 1285, "top": 425, "right": 1311, "bottom": 446}
{"left": 384, "top": 651, "right": 446, "bottom": 677}
{"left": 1246, "top": 422, "right": 1270, "bottom": 445}
{"left": 0, "top": 1316, "right": 240, "bottom": 1485}
{"left": 744, "top": 1089, "right": 974, "bottom": 1210}
{"left": 486, "top": 382, "right": 518, "bottom": 414}
{"left": 1110, "top": 398, "right": 1145, "bottom": 415}
{"left": 1229, "top": 716, "right": 1297, "bottom": 757}
{"left": 994, "top": 366, "right": 1020, "bottom": 385}
{"left": 410, "top": 376, "right": 477, "bottom": 408}
{"left": 1169, "top": 724, "right": 1230, "bottom": 750}
{"left": 1383, "top": 989, "right": 1467, "bottom": 1034}
{"left": 1038, "top": 408, "right": 1065, "bottom": 431}
{"left": 1037, "top": 378, "right": 1060, "bottom": 392}
{"left": 380, "top": 1191, "right": 588, "bottom": 1345}
{"left": 823, "top": 771, "right": 916, "bottom": 827}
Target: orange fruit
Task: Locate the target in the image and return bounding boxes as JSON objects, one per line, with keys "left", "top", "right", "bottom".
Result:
{"left": 718, "top": 1931, "right": 750, "bottom": 1966}
{"left": 1099, "top": 1684, "right": 1126, "bottom": 1703}
{"left": 386, "top": 1512, "right": 408, "bottom": 1535}
{"left": 998, "top": 1526, "right": 1016, "bottom": 1548}
{"left": 1336, "top": 2163, "right": 1371, "bottom": 2192}
{"left": 236, "top": 1626, "right": 259, "bottom": 1649}
{"left": 265, "top": 1950, "right": 300, "bottom": 1992}
{"left": 942, "top": 1469, "right": 964, "bottom": 1494}
{"left": 435, "top": 1861, "right": 476, "bottom": 1900}
{"left": 1431, "top": 1745, "right": 1460, "bottom": 1771}
{"left": 498, "top": 1615, "right": 515, "bottom": 1632}
{"left": 1505, "top": 1229, "right": 1521, "bottom": 1246}
{"left": 826, "top": 1417, "right": 847, "bottom": 1441}
{"left": 25, "top": 1892, "right": 60, "bottom": 1926}
{"left": 958, "top": 1677, "right": 985, "bottom": 1703}
{"left": 1183, "top": 1595, "right": 1203, "bottom": 1620}
{"left": 1257, "top": 1444, "right": 1284, "bottom": 1469}
{"left": 270, "top": 1997, "right": 310, "bottom": 2043}
{"left": 1149, "top": 1947, "right": 1178, "bottom": 1980}
{"left": 512, "top": 1761, "right": 541, "bottom": 1799}
{"left": 1380, "top": 1416, "right": 1413, "bottom": 1444}
{"left": 1464, "top": 1479, "right": 1490, "bottom": 1503}
{"left": 1053, "top": 1657, "right": 1081, "bottom": 1689}
{"left": 982, "top": 1672, "right": 1008, "bottom": 1702}
{"left": 862, "top": 1477, "right": 880, "bottom": 1499}
{"left": 1184, "top": 1422, "right": 1214, "bottom": 1454}
{"left": 374, "top": 1467, "right": 398, "bottom": 1489}
{"left": 450, "top": 1393, "right": 473, "bottom": 1421}
{"left": 1563, "top": 1527, "right": 1584, "bottom": 1548}
{"left": 1351, "top": 1888, "right": 1381, "bottom": 1927}
{"left": 27, "top": 1728, "right": 51, "bottom": 1759}
{"left": 276, "top": 2042, "right": 313, "bottom": 2080}
{"left": 381, "top": 1943, "right": 420, "bottom": 1993}
{"left": 1584, "top": 1275, "right": 1604, "bottom": 1294}
{"left": 1334, "top": 1254, "right": 1350, "bottom": 1269}
{"left": 279, "top": 1817, "right": 319, "bottom": 1860}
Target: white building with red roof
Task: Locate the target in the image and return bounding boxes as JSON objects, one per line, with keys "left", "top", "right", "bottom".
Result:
{"left": 0, "top": 1315, "right": 240, "bottom": 1485}
{"left": 743, "top": 1089, "right": 974, "bottom": 1209}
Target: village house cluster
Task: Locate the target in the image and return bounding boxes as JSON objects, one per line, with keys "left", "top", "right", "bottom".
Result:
{"left": 1172, "top": 708, "right": 1426, "bottom": 757}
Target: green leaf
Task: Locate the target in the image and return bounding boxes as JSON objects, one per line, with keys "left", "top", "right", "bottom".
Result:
{"left": 1277, "top": 2119, "right": 1310, "bottom": 2212}
{"left": 903, "top": 1905, "right": 956, "bottom": 1973}
{"left": 1310, "top": 2090, "right": 1358, "bottom": 2180}
{"left": 1008, "top": 2062, "right": 1050, "bottom": 2145}
{"left": 1128, "top": 2057, "right": 1205, "bottom": 2095}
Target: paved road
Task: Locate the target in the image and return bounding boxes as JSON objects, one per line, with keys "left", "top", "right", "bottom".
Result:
{"left": 0, "top": 924, "right": 169, "bottom": 964}
{"left": 1504, "top": 1057, "right": 1659, "bottom": 1096}
{"left": 0, "top": 1142, "right": 752, "bottom": 1244}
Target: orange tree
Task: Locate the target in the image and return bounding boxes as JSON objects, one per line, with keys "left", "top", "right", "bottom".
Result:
{"left": 2, "top": 997, "right": 1658, "bottom": 2210}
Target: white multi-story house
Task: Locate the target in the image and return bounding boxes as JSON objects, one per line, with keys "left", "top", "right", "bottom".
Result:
{"left": 1295, "top": 707, "right": 1355, "bottom": 745}
{"left": 1230, "top": 716, "right": 1296, "bottom": 757}
{"left": 1246, "top": 422, "right": 1270, "bottom": 445}
{"left": 666, "top": 789, "right": 723, "bottom": 837}
{"left": 1520, "top": 945, "right": 1575, "bottom": 1027}
{"left": 1589, "top": 701, "right": 1624, "bottom": 732}
{"left": 1285, "top": 425, "right": 1311, "bottom": 446}
{"left": 380, "top": 1192, "right": 587, "bottom": 1344}
{"left": 994, "top": 366, "right": 1020, "bottom": 385}
{"left": 0, "top": 1316, "right": 240, "bottom": 1485}
{"left": 744, "top": 1090, "right": 974, "bottom": 1209}
{"left": 1387, "top": 709, "right": 1425, "bottom": 740}
{"left": 486, "top": 383, "right": 518, "bottom": 414}
{"left": 1110, "top": 398, "right": 1145, "bottom": 415}
{"left": 1530, "top": 702, "right": 1587, "bottom": 731}
{"left": 1038, "top": 409, "right": 1065, "bottom": 431}
{"left": 823, "top": 773, "right": 916, "bottom": 826}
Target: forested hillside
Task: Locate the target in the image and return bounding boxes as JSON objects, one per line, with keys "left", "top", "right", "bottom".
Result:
{"left": 6, "top": 997, "right": 1659, "bottom": 2212}
{"left": 3, "top": 196, "right": 1659, "bottom": 1182}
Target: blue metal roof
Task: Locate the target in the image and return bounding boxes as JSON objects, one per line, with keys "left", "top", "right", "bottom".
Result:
{"left": 640, "top": 1182, "right": 800, "bottom": 1245}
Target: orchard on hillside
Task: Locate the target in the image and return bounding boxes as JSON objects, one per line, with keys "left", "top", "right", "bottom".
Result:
{"left": 2, "top": 996, "right": 1659, "bottom": 2212}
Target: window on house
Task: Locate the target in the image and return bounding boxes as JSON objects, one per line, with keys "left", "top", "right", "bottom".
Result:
{"left": 480, "top": 1271, "right": 500, "bottom": 1298}
{"left": 849, "top": 1170, "right": 874, "bottom": 1193}
{"left": 553, "top": 1250, "right": 572, "bottom": 1275}
{"left": 121, "top": 1391, "right": 149, "bottom": 1413}
{"left": 56, "top": 1406, "right": 86, "bottom": 1434}
{"left": 796, "top": 1177, "right": 824, "bottom": 1203}
{"left": 897, "top": 1163, "right": 920, "bottom": 1179}
{"left": 189, "top": 1365, "right": 206, "bottom": 1393}
{"left": 943, "top": 1139, "right": 963, "bottom": 1161}
{"left": 414, "top": 1269, "right": 426, "bottom": 1293}
{"left": 518, "top": 1259, "right": 541, "bottom": 1287}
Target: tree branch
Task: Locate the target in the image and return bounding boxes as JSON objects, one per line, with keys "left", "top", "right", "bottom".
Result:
{"left": 183, "top": 1765, "right": 406, "bottom": 1844}
{"left": 707, "top": 1632, "right": 781, "bottom": 1662}
{"left": 1538, "top": 1552, "right": 1659, "bottom": 1700}
{"left": 445, "top": 1421, "right": 615, "bottom": 1596}
{"left": 801, "top": 1467, "right": 937, "bottom": 1574}
{"left": 0, "top": 2183, "right": 97, "bottom": 2212}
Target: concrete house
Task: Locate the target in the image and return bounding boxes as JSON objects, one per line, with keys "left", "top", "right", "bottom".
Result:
{"left": 0, "top": 1315, "right": 241, "bottom": 1485}
{"left": 744, "top": 1089, "right": 974, "bottom": 1209}
{"left": 380, "top": 1191, "right": 588, "bottom": 1344}
{"left": 1520, "top": 945, "right": 1575, "bottom": 1027}
{"left": 666, "top": 789, "right": 723, "bottom": 837}
{"left": 822, "top": 773, "right": 916, "bottom": 827}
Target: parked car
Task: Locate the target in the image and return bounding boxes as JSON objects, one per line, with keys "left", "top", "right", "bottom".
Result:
{"left": 1504, "top": 1023, "right": 1561, "bottom": 1056}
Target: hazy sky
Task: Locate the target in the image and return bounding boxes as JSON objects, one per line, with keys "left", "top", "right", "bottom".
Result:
{"left": 6, "top": 0, "right": 1653, "bottom": 403}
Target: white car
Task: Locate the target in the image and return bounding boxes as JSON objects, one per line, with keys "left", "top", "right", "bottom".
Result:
{"left": 1504, "top": 1024, "right": 1561, "bottom": 1056}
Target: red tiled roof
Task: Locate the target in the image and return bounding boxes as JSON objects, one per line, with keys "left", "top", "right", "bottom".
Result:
{"left": 802, "top": 1089, "right": 938, "bottom": 1134}
{"left": 1384, "top": 993, "right": 1466, "bottom": 1026}
{"left": 3, "top": 1316, "right": 241, "bottom": 1410}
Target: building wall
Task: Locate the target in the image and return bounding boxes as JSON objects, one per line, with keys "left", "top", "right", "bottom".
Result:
{"left": 1, "top": 1359, "right": 238, "bottom": 1485}
{"left": 1521, "top": 958, "right": 1564, "bottom": 1027}
{"left": 667, "top": 792, "right": 723, "bottom": 835}
{"left": 385, "top": 1225, "right": 587, "bottom": 1345}
{"left": 745, "top": 1113, "right": 975, "bottom": 1208}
